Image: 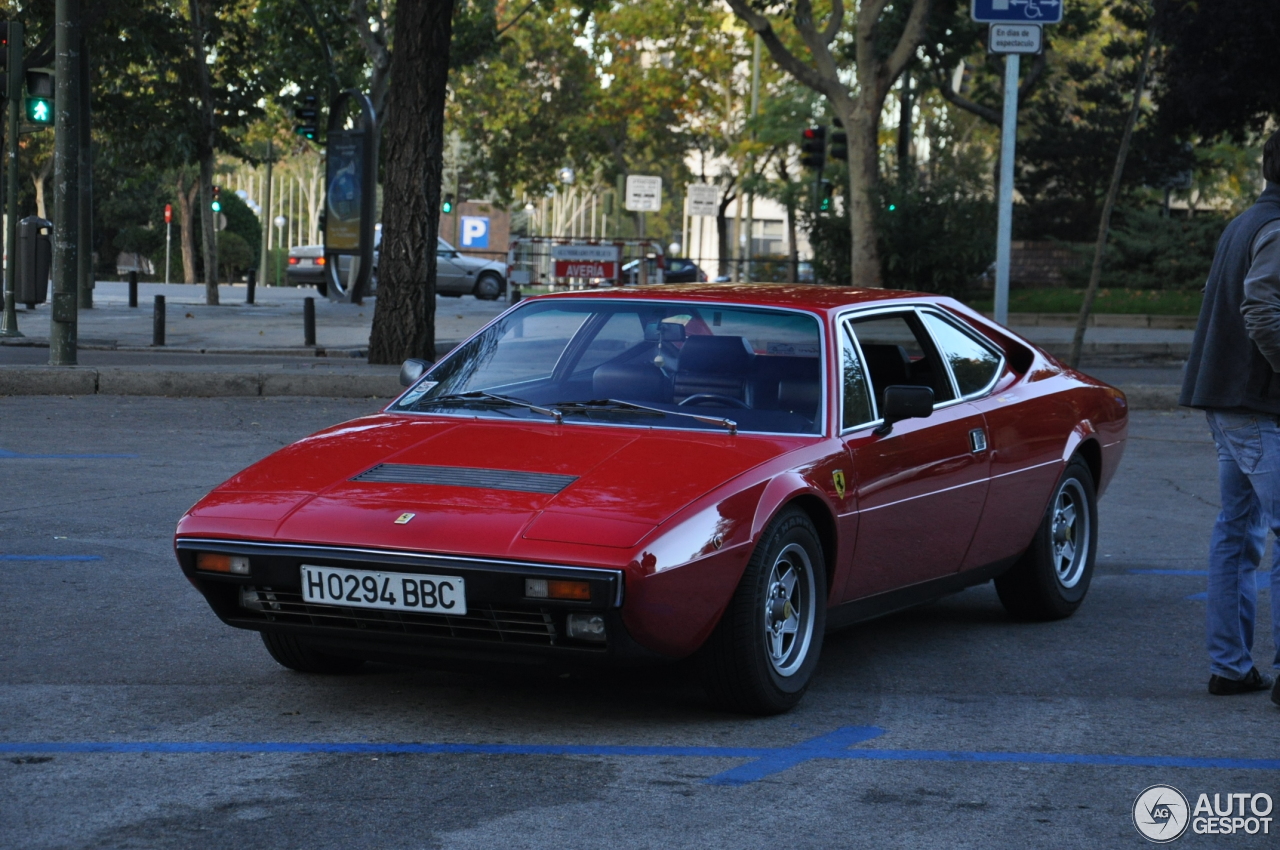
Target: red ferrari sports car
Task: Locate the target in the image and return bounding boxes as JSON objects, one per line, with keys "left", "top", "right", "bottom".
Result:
{"left": 176, "top": 284, "right": 1127, "bottom": 714}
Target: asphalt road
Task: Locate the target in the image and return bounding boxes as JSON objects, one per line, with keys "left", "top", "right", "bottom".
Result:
{"left": 1, "top": 399, "right": 1277, "bottom": 849}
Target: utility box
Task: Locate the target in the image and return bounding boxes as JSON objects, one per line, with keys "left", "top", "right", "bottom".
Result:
{"left": 17, "top": 216, "right": 52, "bottom": 308}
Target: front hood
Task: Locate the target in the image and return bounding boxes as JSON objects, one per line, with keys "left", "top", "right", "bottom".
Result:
{"left": 180, "top": 413, "right": 802, "bottom": 559}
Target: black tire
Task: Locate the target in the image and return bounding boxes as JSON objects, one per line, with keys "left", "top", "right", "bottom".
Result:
{"left": 260, "top": 632, "right": 365, "bottom": 674}
{"left": 473, "top": 273, "right": 503, "bottom": 300}
{"left": 995, "top": 458, "right": 1098, "bottom": 621}
{"left": 698, "top": 508, "right": 827, "bottom": 715}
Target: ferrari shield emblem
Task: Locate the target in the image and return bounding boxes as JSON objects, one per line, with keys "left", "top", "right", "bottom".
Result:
{"left": 394, "top": 512, "right": 415, "bottom": 525}
{"left": 832, "top": 470, "right": 846, "bottom": 499}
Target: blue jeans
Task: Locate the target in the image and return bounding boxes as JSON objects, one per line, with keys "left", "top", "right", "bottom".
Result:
{"left": 1206, "top": 410, "right": 1280, "bottom": 679}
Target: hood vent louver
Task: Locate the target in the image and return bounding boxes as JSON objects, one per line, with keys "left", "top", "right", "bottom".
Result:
{"left": 352, "top": 464, "right": 577, "bottom": 495}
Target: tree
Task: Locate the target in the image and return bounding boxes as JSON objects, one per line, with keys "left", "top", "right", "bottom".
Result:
{"left": 366, "top": 0, "right": 456, "bottom": 364}
{"left": 1154, "top": 0, "right": 1280, "bottom": 141}
{"left": 725, "top": 0, "right": 933, "bottom": 287}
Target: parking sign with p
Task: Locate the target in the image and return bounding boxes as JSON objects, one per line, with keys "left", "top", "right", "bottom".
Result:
{"left": 460, "top": 216, "right": 490, "bottom": 249}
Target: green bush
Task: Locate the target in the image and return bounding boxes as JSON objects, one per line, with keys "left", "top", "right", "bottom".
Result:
{"left": 1064, "top": 208, "right": 1227, "bottom": 290}
{"left": 807, "top": 173, "right": 996, "bottom": 294}
{"left": 217, "top": 231, "right": 255, "bottom": 280}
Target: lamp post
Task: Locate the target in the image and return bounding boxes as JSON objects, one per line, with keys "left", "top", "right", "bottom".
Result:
{"left": 273, "top": 215, "right": 287, "bottom": 285}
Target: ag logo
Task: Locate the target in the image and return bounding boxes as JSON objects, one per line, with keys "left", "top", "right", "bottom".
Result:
{"left": 832, "top": 470, "right": 847, "bottom": 499}
{"left": 1133, "top": 784, "right": 1190, "bottom": 843}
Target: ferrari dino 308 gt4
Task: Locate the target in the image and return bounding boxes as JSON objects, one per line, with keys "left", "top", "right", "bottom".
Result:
{"left": 176, "top": 284, "right": 1127, "bottom": 714}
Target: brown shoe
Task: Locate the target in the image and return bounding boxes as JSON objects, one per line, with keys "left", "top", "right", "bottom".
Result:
{"left": 1209, "top": 667, "right": 1273, "bottom": 695}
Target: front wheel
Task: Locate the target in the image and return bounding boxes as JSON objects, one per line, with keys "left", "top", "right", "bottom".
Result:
{"left": 260, "top": 632, "right": 365, "bottom": 674}
{"left": 698, "top": 508, "right": 826, "bottom": 715}
{"left": 995, "top": 458, "right": 1098, "bottom": 620}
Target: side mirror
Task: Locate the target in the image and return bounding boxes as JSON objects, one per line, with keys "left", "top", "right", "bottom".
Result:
{"left": 873, "top": 385, "right": 934, "bottom": 436}
{"left": 399, "top": 358, "right": 433, "bottom": 387}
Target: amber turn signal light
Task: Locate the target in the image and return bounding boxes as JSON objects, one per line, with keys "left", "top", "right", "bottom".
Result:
{"left": 197, "top": 552, "right": 250, "bottom": 575}
{"left": 524, "top": 578, "right": 591, "bottom": 601}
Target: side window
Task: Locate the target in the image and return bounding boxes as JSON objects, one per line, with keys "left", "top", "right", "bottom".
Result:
{"left": 573, "top": 312, "right": 644, "bottom": 374}
{"left": 920, "top": 312, "right": 1003, "bottom": 398}
{"left": 849, "top": 312, "right": 955, "bottom": 407}
{"left": 841, "top": 323, "right": 875, "bottom": 429}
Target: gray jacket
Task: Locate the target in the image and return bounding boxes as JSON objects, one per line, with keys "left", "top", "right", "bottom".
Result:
{"left": 1180, "top": 183, "right": 1280, "bottom": 412}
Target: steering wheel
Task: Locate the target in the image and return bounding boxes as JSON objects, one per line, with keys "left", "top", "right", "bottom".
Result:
{"left": 679, "top": 393, "right": 750, "bottom": 409}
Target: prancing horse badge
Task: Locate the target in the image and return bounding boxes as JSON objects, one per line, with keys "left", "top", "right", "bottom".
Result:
{"left": 394, "top": 512, "right": 416, "bottom": 525}
{"left": 832, "top": 470, "right": 847, "bottom": 499}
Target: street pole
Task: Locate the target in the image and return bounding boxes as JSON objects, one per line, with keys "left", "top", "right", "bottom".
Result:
{"left": 258, "top": 139, "right": 272, "bottom": 286}
{"left": 744, "top": 33, "right": 760, "bottom": 283}
{"left": 164, "top": 208, "right": 171, "bottom": 285}
{"left": 993, "top": 54, "right": 1019, "bottom": 328}
{"left": 51, "top": 0, "right": 81, "bottom": 365}
{"left": 0, "top": 22, "right": 23, "bottom": 338}
{"left": 77, "top": 34, "right": 91, "bottom": 309}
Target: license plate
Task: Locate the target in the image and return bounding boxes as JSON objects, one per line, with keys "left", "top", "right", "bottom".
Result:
{"left": 300, "top": 565, "right": 466, "bottom": 615}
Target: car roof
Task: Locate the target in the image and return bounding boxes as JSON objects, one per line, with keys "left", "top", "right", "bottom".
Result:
{"left": 532, "top": 283, "right": 951, "bottom": 316}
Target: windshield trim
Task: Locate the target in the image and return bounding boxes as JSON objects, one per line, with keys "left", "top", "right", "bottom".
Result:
{"left": 387, "top": 297, "right": 830, "bottom": 438}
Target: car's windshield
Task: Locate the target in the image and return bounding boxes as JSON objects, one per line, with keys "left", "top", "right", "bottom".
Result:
{"left": 394, "top": 299, "right": 824, "bottom": 435}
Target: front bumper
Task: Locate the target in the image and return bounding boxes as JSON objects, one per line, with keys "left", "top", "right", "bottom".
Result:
{"left": 176, "top": 538, "right": 664, "bottom": 666}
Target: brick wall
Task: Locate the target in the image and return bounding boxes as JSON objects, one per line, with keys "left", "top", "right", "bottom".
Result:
{"left": 1009, "top": 240, "right": 1087, "bottom": 288}
{"left": 438, "top": 201, "right": 510, "bottom": 261}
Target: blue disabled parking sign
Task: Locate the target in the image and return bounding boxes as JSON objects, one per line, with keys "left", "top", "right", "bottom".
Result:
{"left": 972, "top": 0, "right": 1062, "bottom": 23}
{"left": 459, "top": 216, "right": 490, "bottom": 249}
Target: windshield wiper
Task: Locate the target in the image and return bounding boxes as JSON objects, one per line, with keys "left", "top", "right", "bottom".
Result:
{"left": 415, "top": 391, "right": 562, "bottom": 422}
{"left": 552, "top": 398, "right": 737, "bottom": 435}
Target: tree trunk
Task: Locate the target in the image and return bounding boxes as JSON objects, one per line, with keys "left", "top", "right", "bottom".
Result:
{"left": 715, "top": 188, "right": 736, "bottom": 279}
{"left": 188, "top": 0, "right": 219, "bottom": 304}
{"left": 33, "top": 157, "right": 52, "bottom": 219}
{"left": 844, "top": 107, "right": 882, "bottom": 288}
{"left": 177, "top": 171, "right": 198, "bottom": 284}
{"left": 367, "top": 0, "right": 455, "bottom": 365}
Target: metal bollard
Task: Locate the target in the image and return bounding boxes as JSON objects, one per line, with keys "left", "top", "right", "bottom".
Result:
{"left": 304, "top": 296, "right": 316, "bottom": 346}
{"left": 511, "top": 287, "right": 522, "bottom": 304}
{"left": 152, "top": 295, "right": 165, "bottom": 346}
{"left": 128, "top": 271, "right": 138, "bottom": 308}
{"left": 246, "top": 269, "right": 256, "bottom": 305}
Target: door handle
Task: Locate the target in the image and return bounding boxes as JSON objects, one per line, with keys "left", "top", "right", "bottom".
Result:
{"left": 969, "top": 428, "right": 987, "bottom": 453}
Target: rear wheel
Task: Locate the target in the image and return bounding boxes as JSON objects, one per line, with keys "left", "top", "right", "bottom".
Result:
{"left": 260, "top": 632, "right": 364, "bottom": 674}
{"left": 699, "top": 508, "right": 826, "bottom": 715}
{"left": 995, "top": 458, "right": 1097, "bottom": 620}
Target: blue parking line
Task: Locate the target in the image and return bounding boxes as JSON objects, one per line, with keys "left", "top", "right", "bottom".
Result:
{"left": 1128, "top": 569, "right": 1209, "bottom": 576}
{"left": 0, "top": 448, "right": 136, "bottom": 459}
{"left": 0, "top": 555, "right": 102, "bottom": 562}
{"left": 4, "top": 728, "right": 1279, "bottom": 784}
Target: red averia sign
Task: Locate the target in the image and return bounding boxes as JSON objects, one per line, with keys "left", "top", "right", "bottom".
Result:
{"left": 554, "top": 260, "right": 617, "bottom": 278}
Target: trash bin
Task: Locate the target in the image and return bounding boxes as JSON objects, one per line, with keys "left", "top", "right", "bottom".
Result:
{"left": 16, "top": 216, "right": 52, "bottom": 308}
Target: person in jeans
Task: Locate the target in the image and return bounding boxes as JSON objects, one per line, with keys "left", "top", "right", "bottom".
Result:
{"left": 1180, "top": 130, "right": 1280, "bottom": 704}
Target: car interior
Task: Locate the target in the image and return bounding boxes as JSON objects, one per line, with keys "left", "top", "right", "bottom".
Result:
{"left": 848, "top": 312, "right": 957, "bottom": 410}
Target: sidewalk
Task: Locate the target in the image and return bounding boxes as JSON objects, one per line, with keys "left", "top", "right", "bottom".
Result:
{"left": 0, "top": 281, "right": 1186, "bottom": 404}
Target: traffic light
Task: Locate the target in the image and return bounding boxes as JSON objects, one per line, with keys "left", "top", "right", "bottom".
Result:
{"left": 829, "top": 118, "right": 847, "bottom": 163}
{"left": 442, "top": 193, "right": 454, "bottom": 214}
{"left": 211, "top": 185, "right": 222, "bottom": 213}
{"left": 294, "top": 94, "right": 319, "bottom": 141}
{"left": 819, "top": 179, "right": 834, "bottom": 212}
{"left": 24, "top": 70, "right": 53, "bottom": 127}
{"left": 800, "top": 126, "right": 827, "bottom": 170}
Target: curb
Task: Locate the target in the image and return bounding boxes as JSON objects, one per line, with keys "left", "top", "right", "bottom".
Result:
{"left": 1038, "top": 342, "right": 1190, "bottom": 358}
{"left": 0, "top": 366, "right": 402, "bottom": 398}
{"left": 1120, "top": 384, "right": 1180, "bottom": 410}
{"left": 987, "top": 312, "right": 1198, "bottom": 330}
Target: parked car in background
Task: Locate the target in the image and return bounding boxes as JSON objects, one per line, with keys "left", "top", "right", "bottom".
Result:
{"left": 435, "top": 237, "right": 507, "bottom": 300}
{"left": 621, "top": 257, "right": 706, "bottom": 285}
{"left": 288, "top": 245, "right": 380, "bottom": 301}
{"left": 176, "top": 283, "right": 1127, "bottom": 715}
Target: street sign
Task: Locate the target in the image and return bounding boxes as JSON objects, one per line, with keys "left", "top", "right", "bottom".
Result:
{"left": 686, "top": 184, "right": 720, "bottom": 217}
{"left": 989, "top": 23, "right": 1043, "bottom": 53}
{"left": 551, "top": 244, "right": 620, "bottom": 278}
{"left": 625, "top": 175, "right": 662, "bottom": 212}
{"left": 972, "top": 0, "right": 1062, "bottom": 24}
{"left": 460, "top": 216, "right": 490, "bottom": 249}
{"left": 164, "top": 204, "right": 172, "bottom": 224}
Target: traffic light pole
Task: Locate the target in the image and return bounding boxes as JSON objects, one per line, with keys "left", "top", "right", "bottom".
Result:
{"left": 0, "top": 21, "right": 23, "bottom": 338}
{"left": 993, "top": 54, "right": 1019, "bottom": 328}
{"left": 51, "top": 0, "right": 82, "bottom": 365}
{"left": 77, "top": 36, "right": 91, "bottom": 309}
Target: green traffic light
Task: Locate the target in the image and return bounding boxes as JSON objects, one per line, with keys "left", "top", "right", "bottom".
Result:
{"left": 211, "top": 201, "right": 222, "bottom": 212}
{"left": 25, "top": 97, "right": 52, "bottom": 125}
